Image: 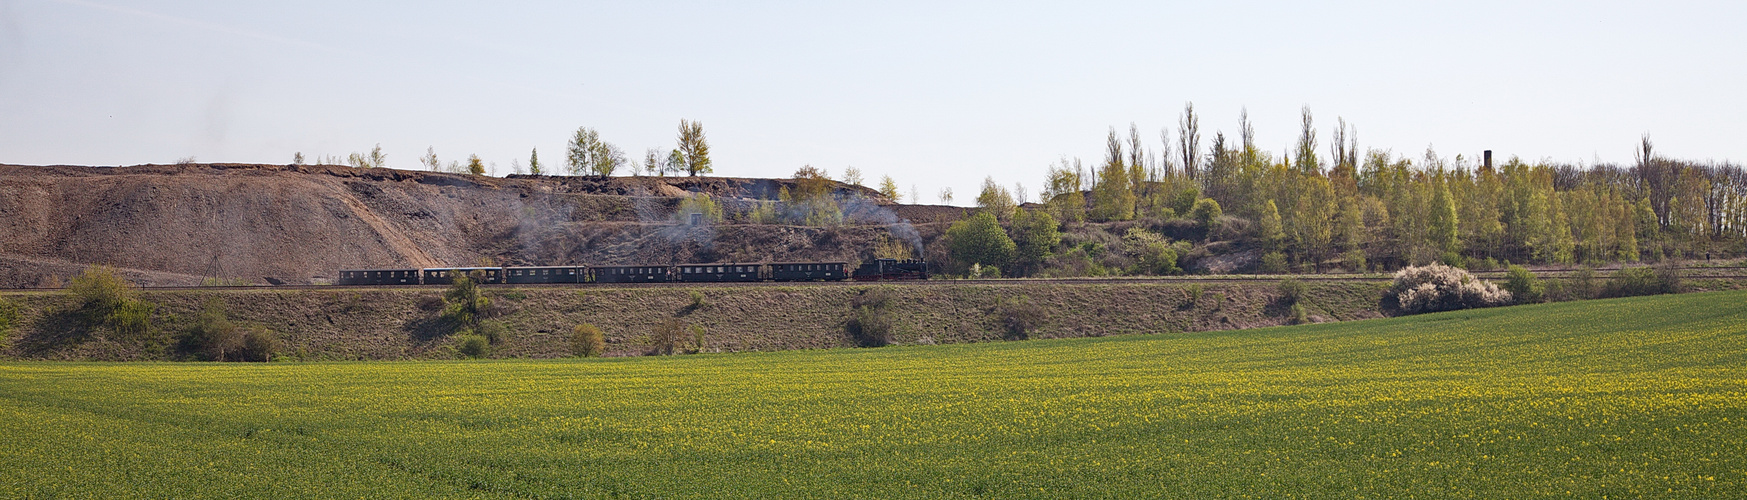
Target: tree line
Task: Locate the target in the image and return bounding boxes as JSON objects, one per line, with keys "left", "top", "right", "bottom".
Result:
{"left": 1027, "top": 104, "right": 1745, "bottom": 272}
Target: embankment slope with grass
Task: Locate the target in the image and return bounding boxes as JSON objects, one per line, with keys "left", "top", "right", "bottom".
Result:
{"left": 0, "top": 281, "right": 1382, "bottom": 360}
{"left": 2, "top": 290, "right": 1744, "bottom": 497}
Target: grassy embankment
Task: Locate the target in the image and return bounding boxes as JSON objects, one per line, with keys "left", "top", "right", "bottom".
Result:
{"left": 0, "top": 281, "right": 1384, "bottom": 360}
{"left": 2, "top": 290, "right": 1744, "bottom": 497}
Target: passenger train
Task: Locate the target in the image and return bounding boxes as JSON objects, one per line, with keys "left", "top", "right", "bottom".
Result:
{"left": 335, "top": 259, "right": 928, "bottom": 286}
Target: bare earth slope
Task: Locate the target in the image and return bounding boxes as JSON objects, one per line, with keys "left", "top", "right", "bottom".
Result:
{"left": 0, "top": 163, "right": 932, "bottom": 286}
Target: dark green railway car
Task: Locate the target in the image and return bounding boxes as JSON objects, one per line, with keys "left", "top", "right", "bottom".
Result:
{"left": 336, "top": 269, "right": 421, "bottom": 285}
{"left": 769, "top": 262, "right": 847, "bottom": 281}
{"left": 422, "top": 267, "right": 504, "bottom": 285}
{"left": 504, "top": 266, "right": 585, "bottom": 284}
{"left": 592, "top": 265, "right": 671, "bottom": 283}
{"left": 676, "top": 263, "right": 762, "bottom": 282}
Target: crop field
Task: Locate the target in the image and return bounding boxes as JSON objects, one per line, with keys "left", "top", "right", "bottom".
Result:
{"left": 2, "top": 291, "right": 1745, "bottom": 498}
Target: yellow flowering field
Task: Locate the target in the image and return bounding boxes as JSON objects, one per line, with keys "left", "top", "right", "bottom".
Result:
{"left": 2, "top": 290, "right": 1744, "bottom": 498}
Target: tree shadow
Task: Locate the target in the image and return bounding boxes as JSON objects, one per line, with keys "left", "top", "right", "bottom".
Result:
{"left": 15, "top": 308, "right": 94, "bottom": 357}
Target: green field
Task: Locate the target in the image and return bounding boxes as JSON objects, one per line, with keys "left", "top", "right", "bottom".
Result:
{"left": 3, "top": 291, "right": 1745, "bottom": 498}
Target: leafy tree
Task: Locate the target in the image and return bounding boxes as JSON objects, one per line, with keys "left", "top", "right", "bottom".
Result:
{"left": 1091, "top": 129, "right": 1136, "bottom": 221}
{"left": 842, "top": 166, "right": 864, "bottom": 186}
{"left": 348, "top": 144, "right": 386, "bottom": 169}
{"left": 441, "top": 273, "right": 492, "bottom": 332}
{"left": 529, "top": 148, "right": 542, "bottom": 175}
{"left": 567, "top": 127, "right": 600, "bottom": 176}
{"left": 665, "top": 149, "right": 687, "bottom": 176}
{"left": 1257, "top": 199, "right": 1285, "bottom": 251}
{"left": 878, "top": 175, "right": 901, "bottom": 202}
{"left": 1428, "top": 178, "right": 1460, "bottom": 255}
{"left": 1009, "top": 209, "right": 1060, "bottom": 276}
{"left": 946, "top": 211, "right": 1016, "bottom": 276}
{"left": 466, "top": 154, "right": 485, "bottom": 176}
{"left": 677, "top": 119, "right": 712, "bottom": 176}
{"left": 1043, "top": 159, "right": 1085, "bottom": 223}
{"left": 976, "top": 176, "right": 1016, "bottom": 222}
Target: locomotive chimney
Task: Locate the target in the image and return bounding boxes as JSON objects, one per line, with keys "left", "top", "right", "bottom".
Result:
{"left": 1484, "top": 150, "right": 1493, "bottom": 171}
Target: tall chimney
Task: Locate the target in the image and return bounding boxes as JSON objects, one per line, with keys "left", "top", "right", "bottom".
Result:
{"left": 1484, "top": 150, "right": 1493, "bottom": 171}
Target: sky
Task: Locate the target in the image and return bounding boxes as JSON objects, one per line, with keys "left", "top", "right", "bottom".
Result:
{"left": 2, "top": 1, "right": 1744, "bottom": 205}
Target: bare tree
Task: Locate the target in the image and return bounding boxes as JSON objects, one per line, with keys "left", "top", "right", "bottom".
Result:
{"left": 420, "top": 147, "right": 440, "bottom": 172}
{"left": 1239, "top": 108, "right": 1255, "bottom": 154}
{"left": 1329, "top": 117, "right": 1357, "bottom": 176}
{"left": 1157, "top": 127, "right": 1175, "bottom": 177}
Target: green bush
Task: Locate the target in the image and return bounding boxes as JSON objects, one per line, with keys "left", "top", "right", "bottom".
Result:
{"left": 690, "top": 324, "right": 707, "bottom": 352}
{"left": 1566, "top": 267, "right": 1598, "bottom": 301}
{"left": 180, "top": 298, "right": 239, "bottom": 360}
{"left": 993, "top": 295, "right": 1045, "bottom": 340}
{"left": 651, "top": 318, "right": 684, "bottom": 356}
{"left": 1600, "top": 265, "right": 1681, "bottom": 298}
{"left": 1188, "top": 198, "right": 1222, "bottom": 231}
{"left": 1276, "top": 278, "right": 1307, "bottom": 306}
{"left": 456, "top": 334, "right": 489, "bottom": 359}
{"left": 238, "top": 328, "right": 278, "bottom": 362}
{"left": 675, "top": 193, "right": 725, "bottom": 224}
{"left": 1124, "top": 228, "right": 1180, "bottom": 276}
{"left": 477, "top": 320, "right": 508, "bottom": 345}
{"left": 1290, "top": 303, "right": 1310, "bottom": 325}
{"left": 68, "top": 265, "right": 132, "bottom": 326}
{"left": 1503, "top": 265, "right": 1544, "bottom": 304}
{"left": 571, "top": 324, "right": 605, "bottom": 357}
{"left": 686, "top": 290, "right": 708, "bottom": 312}
{"left": 108, "top": 300, "right": 158, "bottom": 341}
{"left": 846, "top": 287, "right": 896, "bottom": 347}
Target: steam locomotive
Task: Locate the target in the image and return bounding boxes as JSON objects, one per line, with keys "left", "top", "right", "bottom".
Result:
{"left": 335, "top": 259, "right": 928, "bottom": 286}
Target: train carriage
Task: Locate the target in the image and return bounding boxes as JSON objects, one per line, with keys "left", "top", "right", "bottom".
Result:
{"left": 676, "top": 263, "right": 763, "bottom": 282}
{"left": 770, "top": 262, "right": 847, "bottom": 281}
{"left": 336, "top": 269, "right": 421, "bottom": 285}
{"left": 504, "top": 266, "right": 585, "bottom": 284}
{"left": 592, "top": 265, "right": 672, "bottom": 283}
{"left": 422, "top": 267, "right": 504, "bottom": 285}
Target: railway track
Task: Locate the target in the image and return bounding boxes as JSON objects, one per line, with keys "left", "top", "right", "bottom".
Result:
{"left": 8, "top": 267, "right": 1737, "bottom": 292}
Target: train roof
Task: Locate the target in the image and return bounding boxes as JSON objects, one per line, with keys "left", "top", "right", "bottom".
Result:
{"left": 338, "top": 268, "right": 420, "bottom": 272}
{"left": 766, "top": 261, "right": 847, "bottom": 265}
{"left": 420, "top": 267, "right": 504, "bottom": 271}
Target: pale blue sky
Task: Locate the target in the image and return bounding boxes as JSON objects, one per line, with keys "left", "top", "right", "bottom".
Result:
{"left": 2, "top": 1, "right": 1743, "bottom": 204}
